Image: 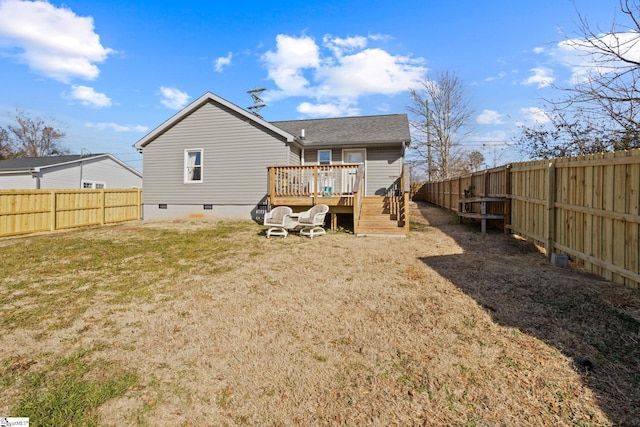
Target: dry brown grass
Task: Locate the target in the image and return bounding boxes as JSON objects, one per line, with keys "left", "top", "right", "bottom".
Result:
{"left": 1, "top": 202, "right": 639, "bottom": 426}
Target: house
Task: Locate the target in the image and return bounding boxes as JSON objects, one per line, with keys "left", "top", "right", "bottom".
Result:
{"left": 133, "top": 91, "right": 411, "bottom": 236}
{"left": 0, "top": 154, "right": 142, "bottom": 190}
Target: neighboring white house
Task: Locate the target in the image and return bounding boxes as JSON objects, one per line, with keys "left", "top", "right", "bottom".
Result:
{"left": 0, "top": 154, "right": 142, "bottom": 190}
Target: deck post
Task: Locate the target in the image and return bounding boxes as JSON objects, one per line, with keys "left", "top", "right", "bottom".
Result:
{"left": 404, "top": 191, "right": 410, "bottom": 234}
{"left": 313, "top": 167, "right": 319, "bottom": 205}
{"left": 268, "top": 167, "right": 275, "bottom": 205}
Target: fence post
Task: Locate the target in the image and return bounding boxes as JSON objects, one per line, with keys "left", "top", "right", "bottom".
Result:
{"left": 484, "top": 170, "right": 490, "bottom": 197}
{"left": 545, "top": 160, "right": 556, "bottom": 258}
{"left": 457, "top": 178, "right": 462, "bottom": 213}
{"left": 50, "top": 190, "right": 56, "bottom": 231}
{"left": 504, "top": 165, "right": 511, "bottom": 233}
{"left": 137, "top": 188, "right": 143, "bottom": 220}
{"left": 100, "top": 190, "right": 105, "bottom": 225}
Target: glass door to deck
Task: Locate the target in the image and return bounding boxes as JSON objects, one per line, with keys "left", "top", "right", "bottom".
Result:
{"left": 342, "top": 149, "right": 365, "bottom": 194}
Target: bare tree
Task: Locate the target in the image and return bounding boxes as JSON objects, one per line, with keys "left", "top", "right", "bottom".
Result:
{"left": 0, "top": 128, "right": 11, "bottom": 160}
{"left": 1, "top": 110, "right": 68, "bottom": 158}
{"left": 560, "top": 0, "right": 640, "bottom": 131}
{"left": 519, "top": 1, "right": 640, "bottom": 158}
{"left": 407, "top": 71, "right": 475, "bottom": 180}
{"left": 516, "top": 107, "right": 631, "bottom": 158}
{"left": 466, "top": 150, "right": 485, "bottom": 172}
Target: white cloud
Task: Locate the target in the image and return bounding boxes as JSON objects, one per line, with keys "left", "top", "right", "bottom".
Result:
{"left": 159, "top": 86, "right": 190, "bottom": 110}
{"left": 533, "top": 47, "right": 545, "bottom": 54}
{"left": 316, "top": 48, "right": 426, "bottom": 98}
{"left": 68, "top": 85, "right": 111, "bottom": 107}
{"left": 214, "top": 52, "right": 232, "bottom": 72}
{"left": 554, "top": 31, "right": 640, "bottom": 84}
{"left": 262, "top": 33, "right": 427, "bottom": 117}
{"left": 477, "top": 109, "right": 504, "bottom": 125}
{"left": 262, "top": 34, "right": 320, "bottom": 97}
{"left": 0, "top": 0, "right": 114, "bottom": 82}
{"left": 521, "top": 107, "right": 551, "bottom": 124}
{"left": 522, "top": 67, "right": 554, "bottom": 88}
{"left": 323, "top": 34, "right": 368, "bottom": 57}
{"left": 484, "top": 71, "right": 507, "bottom": 83}
{"left": 297, "top": 102, "right": 360, "bottom": 118}
{"left": 85, "top": 122, "right": 149, "bottom": 132}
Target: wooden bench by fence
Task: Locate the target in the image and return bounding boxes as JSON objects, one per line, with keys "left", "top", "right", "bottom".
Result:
{"left": 457, "top": 196, "right": 507, "bottom": 233}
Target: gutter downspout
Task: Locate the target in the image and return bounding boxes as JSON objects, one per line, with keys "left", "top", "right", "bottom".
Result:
{"left": 30, "top": 168, "right": 41, "bottom": 189}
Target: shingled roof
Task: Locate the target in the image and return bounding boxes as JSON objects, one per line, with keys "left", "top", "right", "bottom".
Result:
{"left": 0, "top": 154, "right": 109, "bottom": 171}
{"left": 0, "top": 154, "right": 141, "bottom": 177}
{"left": 272, "top": 114, "right": 411, "bottom": 147}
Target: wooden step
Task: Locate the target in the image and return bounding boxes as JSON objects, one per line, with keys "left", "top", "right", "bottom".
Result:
{"left": 358, "top": 219, "right": 402, "bottom": 230}
{"left": 356, "top": 226, "right": 406, "bottom": 236}
{"left": 355, "top": 197, "right": 406, "bottom": 236}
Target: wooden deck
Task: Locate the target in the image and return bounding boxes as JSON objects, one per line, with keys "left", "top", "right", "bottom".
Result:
{"left": 267, "top": 165, "right": 409, "bottom": 236}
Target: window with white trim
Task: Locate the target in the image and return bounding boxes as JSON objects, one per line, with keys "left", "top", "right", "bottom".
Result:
{"left": 185, "top": 149, "right": 203, "bottom": 183}
{"left": 318, "top": 150, "right": 332, "bottom": 165}
{"left": 82, "top": 180, "right": 106, "bottom": 189}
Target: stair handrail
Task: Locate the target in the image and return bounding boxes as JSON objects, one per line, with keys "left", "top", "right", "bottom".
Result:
{"left": 401, "top": 163, "right": 410, "bottom": 234}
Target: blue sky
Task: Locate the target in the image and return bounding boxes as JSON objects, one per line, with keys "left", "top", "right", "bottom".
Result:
{"left": 0, "top": 0, "right": 622, "bottom": 171}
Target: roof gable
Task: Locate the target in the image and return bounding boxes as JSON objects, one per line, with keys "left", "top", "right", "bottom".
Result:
{"left": 134, "top": 92, "right": 296, "bottom": 151}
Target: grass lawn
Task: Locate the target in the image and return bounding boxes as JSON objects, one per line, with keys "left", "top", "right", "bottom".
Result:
{"left": 0, "top": 203, "right": 638, "bottom": 426}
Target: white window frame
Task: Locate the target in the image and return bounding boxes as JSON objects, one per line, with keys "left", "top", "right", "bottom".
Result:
{"left": 317, "top": 149, "right": 332, "bottom": 165}
{"left": 342, "top": 148, "right": 366, "bottom": 165}
{"left": 82, "top": 180, "right": 106, "bottom": 189}
{"left": 184, "top": 149, "right": 203, "bottom": 183}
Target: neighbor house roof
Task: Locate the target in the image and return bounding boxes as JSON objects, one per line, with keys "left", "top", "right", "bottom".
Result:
{"left": 272, "top": 114, "right": 411, "bottom": 148}
{"left": 134, "top": 92, "right": 296, "bottom": 151}
{"left": 0, "top": 154, "right": 142, "bottom": 177}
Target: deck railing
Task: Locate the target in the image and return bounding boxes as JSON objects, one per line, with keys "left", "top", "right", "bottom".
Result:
{"left": 268, "top": 164, "right": 409, "bottom": 235}
{"left": 353, "top": 165, "right": 365, "bottom": 234}
{"left": 268, "top": 165, "right": 361, "bottom": 205}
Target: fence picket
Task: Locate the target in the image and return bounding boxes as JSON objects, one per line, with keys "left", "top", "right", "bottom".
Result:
{"left": 0, "top": 189, "right": 142, "bottom": 238}
{"left": 412, "top": 148, "right": 640, "bottom": 289}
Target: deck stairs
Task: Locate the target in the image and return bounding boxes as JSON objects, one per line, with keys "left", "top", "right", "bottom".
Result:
{"left": 356, "top": 196, "right": 406, "bottom": 237}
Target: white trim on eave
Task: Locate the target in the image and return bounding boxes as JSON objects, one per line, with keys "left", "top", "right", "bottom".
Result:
{"left": 0, "top": 154, "right": 142, "bottom": 178}
{"left": 133, "top": 92, "right": 296, "bottom": 151}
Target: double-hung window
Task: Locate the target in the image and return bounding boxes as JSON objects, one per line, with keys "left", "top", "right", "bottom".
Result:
{"left": 185, "top": 149, "right": 203, "bottom": 183}
{"left": 318, "top": 150, "right": 332, "bottom": 165}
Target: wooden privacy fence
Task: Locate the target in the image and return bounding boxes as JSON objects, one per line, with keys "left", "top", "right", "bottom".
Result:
{"left": 510, "top": 150, "right": 640, "bottom": 288}
{"left": 413, "top": 149, "right": 640, "bottom": 289}
{"left": 0, "top": 188, "right": 142, "bottom": 238}
{"left": 413, "top": 165, "right": 511, "bottom": 220}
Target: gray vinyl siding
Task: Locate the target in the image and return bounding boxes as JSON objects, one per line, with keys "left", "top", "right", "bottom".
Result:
{"left": 366, "top": 146, "right": 403, "bottom": 196}
{"left": 142, "top": 100, "right": 289, "bottom": 205}
{"left": 304, "top": 149, "right": 341, "bottom": 164}
{"left": 288, "top": 145, "right": 301, "bottom": 166}
{"left": 303, "top": 147, "right": 402, "bottom": 196}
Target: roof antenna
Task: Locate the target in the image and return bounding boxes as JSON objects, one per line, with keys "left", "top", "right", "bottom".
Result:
{"left": 247, "top": 88, "right": 266, "bottom": 118}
